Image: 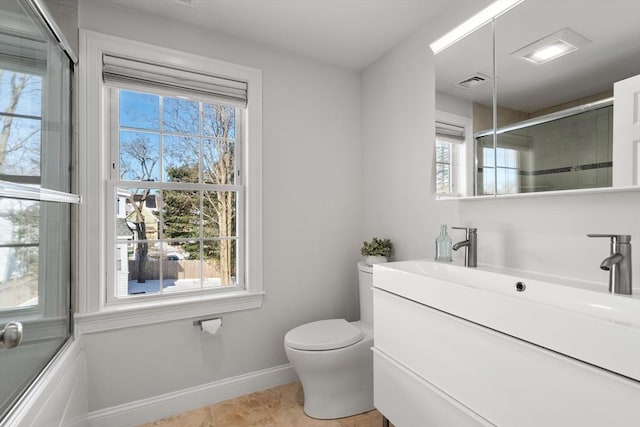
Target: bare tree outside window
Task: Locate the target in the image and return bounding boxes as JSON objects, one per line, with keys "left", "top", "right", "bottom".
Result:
{"left": 0, "top": 69, "right": 42, "bottom": 307}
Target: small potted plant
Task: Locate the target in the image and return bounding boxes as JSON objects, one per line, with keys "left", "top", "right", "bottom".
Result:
{"left": 361, "top": 237, "right": 392, "bottom": 266}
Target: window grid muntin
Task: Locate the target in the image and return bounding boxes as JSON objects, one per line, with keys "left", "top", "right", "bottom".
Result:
{"left": 482, "top": 146, "right": 520, "bottom": 195}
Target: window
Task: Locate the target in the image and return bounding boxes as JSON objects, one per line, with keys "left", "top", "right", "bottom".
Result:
{"left": 435, "top": 113, "right": 470, "bottom": 197}
{"left": 0, "top": 28, "right": 75, "bottom": 313}
{"left": 435, "top": 139, "right": 453, "bottom": 194}
{"left": 108, "top": 89, "right": 243, "bottom": 300}
{"left": 0, "top": 67, "right": 43, "bottom": 310}
{"left": 482, "top": 146, "right": 520, "bottom": 194}
{"left": 79, "top": 30, "right": 263, "bottom": 328}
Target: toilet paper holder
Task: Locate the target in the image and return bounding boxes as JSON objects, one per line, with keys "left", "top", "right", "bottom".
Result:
{"left": 193, "top": 317, "right": 223, "bottom": 331}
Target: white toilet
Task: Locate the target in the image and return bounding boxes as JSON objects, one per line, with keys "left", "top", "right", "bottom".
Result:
{"left": 284, "top": 262, "right": 374, "bottom": 419}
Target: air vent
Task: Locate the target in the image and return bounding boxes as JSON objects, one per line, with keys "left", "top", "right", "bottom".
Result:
{"left": 456, "top": 73, "right": 490, "bottom": 89}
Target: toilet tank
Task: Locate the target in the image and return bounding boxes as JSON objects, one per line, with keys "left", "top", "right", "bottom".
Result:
{"left": 358, "top": 262, "right": 374, "bottom": 324}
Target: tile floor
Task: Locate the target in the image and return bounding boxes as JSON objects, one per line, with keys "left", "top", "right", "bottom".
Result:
{"left": 138, "top": 381, "right": 389, "bottom": 427}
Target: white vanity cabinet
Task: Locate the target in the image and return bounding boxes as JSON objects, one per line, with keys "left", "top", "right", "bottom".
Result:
{"left": 372, "top": 261, "right": 640, "bottom": 427}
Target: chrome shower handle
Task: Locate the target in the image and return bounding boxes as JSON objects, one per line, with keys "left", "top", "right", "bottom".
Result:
{"left": 0, "top": 321, "right": 23, "bottom": 349}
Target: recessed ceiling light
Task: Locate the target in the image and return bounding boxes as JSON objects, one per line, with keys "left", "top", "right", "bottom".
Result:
{"left": 511, "top": 28, "right": 590, "bottom": 65}
{"left": 530, "top": 42, "right": 573, "bottom": 61}
{"left": 430, "top": 0, "right": 526, "bottom": 55}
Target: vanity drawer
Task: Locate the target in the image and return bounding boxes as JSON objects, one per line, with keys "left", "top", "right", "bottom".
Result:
{"left": 373, "top": 348, "right": 491, "bottom": 427}
{"left": 373, "top": 288, "right": 640, "bottom": 427}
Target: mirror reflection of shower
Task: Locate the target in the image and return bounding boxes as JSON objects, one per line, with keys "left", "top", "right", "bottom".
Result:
{"left": 475, "top": 102, "right": 612, "bottom": 195}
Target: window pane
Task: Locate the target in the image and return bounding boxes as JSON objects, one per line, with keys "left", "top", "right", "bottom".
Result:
{"left": 436, "top": 163, "right": 450, "bottom": 194}
{"left": 496, "top": 147, "right": 507, "bottom": 167}
{"left": 1, "top": 70, "right": 43, "bottom": 182}
{"left": 123, "top": 241, "right": 163, "bottom": 296}
{"left": 125, "top": 188, "right": 160, "bottom": 240}
{"left": 119, "top": 131, "right": 160, "bottom": 181}
{"left": 119, "top": 90, "right": 159, "bottom": 130}
{"left": 0, "top": 117, "right": 40, "bottom": 178}
{"left": 483, "top": 147, "right": 495, "bottom": 167}
{"left": 162, "top": 135, "right": 199, "bottom": 183}
{"left": 203, "top": 191, "right": 236, "bottom": 237}
{"left": 162, "top": 189, "right": 200, "bottom": 239}
{"left": 203, "top": 104, "right": 235, "bottom": 138}
{"left": 483, "top": 166, "right": 495, "bottom": 195}
{"left": 0, "top": 199, "right": 39, "bottom": 309}
{"left": 163, "top": 97, "right": 199, "bottom": 135}
{"left": 504, "top": 168, "right": 519, "bottom": 194}
{"left": 435, "top": 141, "right": 451, "bottom": 163}
{"left": 203, "top": 240, "right": 236, "bottom": 287}
{"left": 203, "top": 138, "right": 235, "bottom": 184}
{"left": 506, "top": 149, "right": 518, "bottom": 168}
{"left": 163, "top": 243, "right": 201, "bottom": 293}
{"left": 0, "top": 71, "right": 42, "bottom": 117}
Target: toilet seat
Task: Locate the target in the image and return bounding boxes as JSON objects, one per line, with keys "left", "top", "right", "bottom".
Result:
{"left": 285, "top": 319, "right": 365, "bottom": 351}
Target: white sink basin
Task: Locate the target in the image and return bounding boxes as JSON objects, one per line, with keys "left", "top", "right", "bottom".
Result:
{"left": 373, "top": 260, "right": 640, "bottom": 382}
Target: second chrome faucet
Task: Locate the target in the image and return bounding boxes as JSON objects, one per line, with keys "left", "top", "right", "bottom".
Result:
{"left": 587, "top": 234, "right": 632, "bottom": 295}
{"left": 452, "top": 227, "right": 477, "bottom": 267}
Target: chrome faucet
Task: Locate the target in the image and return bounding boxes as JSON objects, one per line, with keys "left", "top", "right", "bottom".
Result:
{"left": 587, "top": 234, "right": 632, "bottom": 295}
{"left": 452, "top": 227, "right": 477, "bottom": 267}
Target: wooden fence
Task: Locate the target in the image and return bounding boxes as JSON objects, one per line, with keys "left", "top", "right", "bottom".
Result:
{"left": 128, "top": 259, "right": 220, "bottom": 280}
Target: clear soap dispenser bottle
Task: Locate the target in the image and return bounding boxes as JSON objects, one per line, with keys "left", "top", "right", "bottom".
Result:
{"left": 435, "top": 224, "right": 453, "bottom": 262}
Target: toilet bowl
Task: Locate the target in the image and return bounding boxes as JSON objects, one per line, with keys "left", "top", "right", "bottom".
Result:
{"left": 284, "top": 262, "right": 374, "bottom": 419}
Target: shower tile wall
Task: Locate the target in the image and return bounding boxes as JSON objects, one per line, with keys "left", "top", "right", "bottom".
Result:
{"left": 509, "top": 106, "right": 612, "bottom": 193}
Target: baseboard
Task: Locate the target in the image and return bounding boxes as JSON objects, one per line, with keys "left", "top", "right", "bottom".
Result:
{"left": 86, "top": 363, "right": 298, "bottom": 427}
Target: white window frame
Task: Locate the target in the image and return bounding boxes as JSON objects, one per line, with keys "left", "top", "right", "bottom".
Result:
{"left": 76, "top": 30, "right": 263, "bottom": 333}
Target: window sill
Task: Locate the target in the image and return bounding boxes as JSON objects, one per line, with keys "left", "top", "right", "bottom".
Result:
{"left": 74, "top": 290, "right": 264, "bottom": 334}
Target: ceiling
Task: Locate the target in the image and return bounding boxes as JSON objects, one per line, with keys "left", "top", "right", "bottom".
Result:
{"left": 93, "top": 0, "right": 458, "bottom": 70}
{"left": 436, "top": 0, "right": 640, "bottom": 114}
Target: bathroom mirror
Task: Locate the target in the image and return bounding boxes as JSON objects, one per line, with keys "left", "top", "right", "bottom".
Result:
{"left": 435, "top": 0, "right": 640, "bottom": 198}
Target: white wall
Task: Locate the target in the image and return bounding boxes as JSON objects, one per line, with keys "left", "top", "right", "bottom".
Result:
{"left": 360, "top": 1, "right": 492, "bottom": 262}
{"left": 79, "top": 0, "right": 362, "bottom": 412}
{"left": 361, "top": 24, "right": 457, "bottom": 261}
{"left": 361, "top": 1, "right": 640, "bottom": 289}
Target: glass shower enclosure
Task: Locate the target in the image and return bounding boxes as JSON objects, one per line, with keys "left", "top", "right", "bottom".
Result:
{"left": 475, "top": 102, "right": 613, "bottom": 195}
{"left": 0, "top": 0, "right": 77, "bottom": 420}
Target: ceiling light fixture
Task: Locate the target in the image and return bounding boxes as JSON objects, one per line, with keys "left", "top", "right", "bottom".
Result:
{"left": 511, "top": 28, "right": 591, "bottom": 65}
{"left": 430, "top": 0, "right": 525, "bottom": 55}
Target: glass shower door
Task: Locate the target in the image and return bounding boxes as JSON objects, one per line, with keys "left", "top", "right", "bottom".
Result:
{"left": 0, "top": 0, "right": 77, "bottom": 420}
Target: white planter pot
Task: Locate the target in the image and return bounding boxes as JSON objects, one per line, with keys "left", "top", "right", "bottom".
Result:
{"left": 366, "top": 256, "right": 388, "bottom": 266}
